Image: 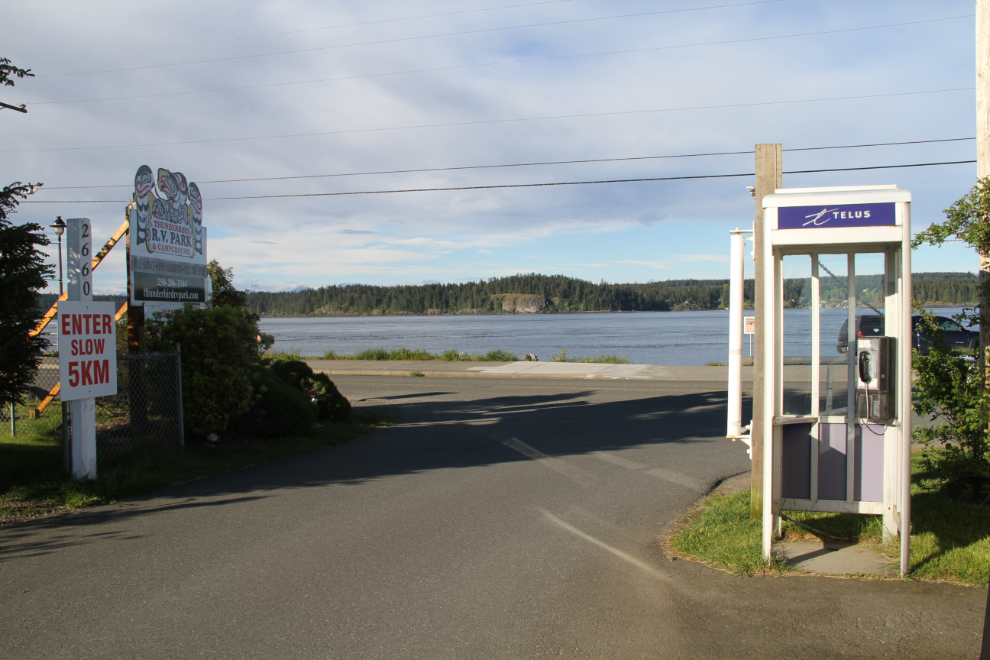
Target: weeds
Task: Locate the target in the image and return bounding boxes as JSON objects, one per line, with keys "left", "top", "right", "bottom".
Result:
{"left": 315, "top": 348, "right": 518, "bottom": 362}
{"left": 551, "top": 349, "right": 630, "bottom": 364}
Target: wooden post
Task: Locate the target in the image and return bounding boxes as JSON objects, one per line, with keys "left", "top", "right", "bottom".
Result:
{"left": 125, "top": 218, "right": 148, "bottom": 426}
{"left": 751, "top": 144, "right": 782, "bottom": 519}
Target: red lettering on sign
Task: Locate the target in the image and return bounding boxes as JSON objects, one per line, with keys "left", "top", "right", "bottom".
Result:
{"left": 62, "top": 314, "right": 71, "bottom": 336}
{"left": 95, "top": 339, "right": 105, "bottom": 354}
{"left": 81, "top": 361, "right": 93, "bottom": 386}
{"left": 72, "top": 314, "right": 82, "bottom": 335}
{"left": 83, "top": 314, "right": 92, "bottom": 334}
{"left": 93, "top": 317, "right": 101, "bottom": 334}
{"left": 69, "top": 362, "right": 79, "bottom": 387}
{"left": 93, "top": 360, "right": 109, "bottom": 384}
{"left": 103, "top": 314, "right": 112, "bottom": 334}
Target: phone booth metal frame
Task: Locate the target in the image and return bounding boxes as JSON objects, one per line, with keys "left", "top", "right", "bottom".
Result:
{"left": 761, "top": 184, "right": 912, "bottom": 576}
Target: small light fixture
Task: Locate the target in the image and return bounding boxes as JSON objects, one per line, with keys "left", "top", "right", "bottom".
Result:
{"left": 51, "top": 216, "right": 66, "bottom": 236}
{"left": 746, "top": 186, "right": 756, "bottom": 198}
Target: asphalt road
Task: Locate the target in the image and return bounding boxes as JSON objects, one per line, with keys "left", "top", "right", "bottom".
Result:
{"left": 1, "top": 375, "right": 985, "bottom": 659}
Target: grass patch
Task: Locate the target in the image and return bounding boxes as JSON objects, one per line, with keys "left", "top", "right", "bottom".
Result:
{"left": 409, "top": 371, "right": 425, "bottom": 377}
{"left": 705, "top": 361, "right": 728, "bottom": 367}
{"left": 667, "top": 487, "right": 785, "bottom": 575}
{"left": 318, "top": 347, "right": 519, "bottom": 361}
{"left": 0, "top": 409, "right": 396, "bottom": 524}
{"left": 667, "top": 452, "right": 990, "bottom": 585}
{"left": 549, "top": 349, "right": 631, "bottom": 364}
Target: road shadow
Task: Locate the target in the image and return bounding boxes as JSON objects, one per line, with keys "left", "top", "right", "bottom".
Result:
{"left": 0, "top": 384, "right": 753, "bottom": 557}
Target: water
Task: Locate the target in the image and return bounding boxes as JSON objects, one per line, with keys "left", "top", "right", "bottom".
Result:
{"left": 260, "top": 307, "right": 976, "bottom": 366}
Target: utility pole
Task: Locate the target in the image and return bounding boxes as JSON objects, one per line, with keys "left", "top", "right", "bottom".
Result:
{"left": 976, "top": 3, "right": 990, "bottom": 654}
{"left": 976, "top": 3, "right": 990, "bottom": 656}
{"left": 751, "top": 144, "right": 782, "bottom": 519}
{"left": 979, "top": 0, "right": 990, "bottom": 370}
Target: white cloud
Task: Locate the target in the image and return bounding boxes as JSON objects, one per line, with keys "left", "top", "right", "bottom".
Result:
{"left": 5, "top": 0, "right": 977, "bottom": 293}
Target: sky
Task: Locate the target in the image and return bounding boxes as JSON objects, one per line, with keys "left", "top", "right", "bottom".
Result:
{"left": 1, "top": 0, "right": 982, "bottom": 294}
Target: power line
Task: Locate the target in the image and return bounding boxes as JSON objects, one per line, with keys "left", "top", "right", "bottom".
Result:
{"left": 14, "top": 0, "right": 585, "bottom": 62}
{"left": 30, "top": 0, "right": 787, "bottom": 76}
{"left": 28, "top": 15, "right": 970, "bottom": 106}
{"left": 787, "top": 136, "right": 975, "bottom": 152}
{"left": 21, "top": 159, "right": 977, "bottom": 204}
{"left": 5, "top": 87, "right": 973, "bottom": 154}
{"left": 38, "top": 137, "right": 977, "bottom": 191}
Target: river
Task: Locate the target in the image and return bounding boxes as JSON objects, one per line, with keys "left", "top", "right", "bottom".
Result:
{"left": 259, "top": 307, "right": 975, "bottom": 366}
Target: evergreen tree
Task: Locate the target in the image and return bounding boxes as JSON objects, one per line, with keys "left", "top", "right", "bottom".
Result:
{"left": 0, "top": 59, "right": 48, "bottom": 407}
{"left": 0, "top": 183, "right": 51, "bottom": 406}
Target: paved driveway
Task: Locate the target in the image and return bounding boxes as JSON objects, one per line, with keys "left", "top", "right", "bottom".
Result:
{"left": 0, "top": 375, "right": 984, "bottom": 659}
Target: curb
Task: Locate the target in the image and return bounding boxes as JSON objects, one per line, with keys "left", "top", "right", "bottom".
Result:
{"left": 314, "top": 369, "right": 656, "bottom": 380}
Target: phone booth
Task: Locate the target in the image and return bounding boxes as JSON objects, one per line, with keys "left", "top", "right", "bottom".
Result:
{"left": 761, "top": 184, "right": 912, "bottom": 576}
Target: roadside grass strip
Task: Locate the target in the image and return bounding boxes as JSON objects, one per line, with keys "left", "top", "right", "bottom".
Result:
{"left": 267, "top": 347, "right": 633, "bottom": 363}
{"left": 265, "top": 347, "right": 522, "bottom": 361}
{"left": 0, "top": 409, "right": 396, "bottom": 525}
{"left": 666, "top": 453, "right": 989, "bottom": 586}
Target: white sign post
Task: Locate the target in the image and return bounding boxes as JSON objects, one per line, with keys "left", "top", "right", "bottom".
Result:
{"left": 744, "top": 316, "right": 755, "bottom": 357}
{"left": 60, "top": 218, "right": 117, "bottom": 479}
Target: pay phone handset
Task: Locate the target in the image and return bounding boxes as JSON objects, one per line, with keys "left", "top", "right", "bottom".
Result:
{"left": 855, "top": 336, "right": 895, "bottom": 424}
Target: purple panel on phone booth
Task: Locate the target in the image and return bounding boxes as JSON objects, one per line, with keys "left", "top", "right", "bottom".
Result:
{"left": 778, "top": 203, "right": 896, "bottom": 229}
{"left": 781, "top": 423, "right": 812, "bottom": 500}
{"left": 818, "top": 423, "right": 847, "bottom": 501}
{"left": 854, "top": 424, "right": 885, "bottom": 502}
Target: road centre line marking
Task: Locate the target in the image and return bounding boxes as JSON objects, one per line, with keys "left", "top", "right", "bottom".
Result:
{"left": 645, "top": 468, "right": 705, "bottom": 491}
{"left": 591, "top": 451, "right": 647, "bottom": 470}
{"left": 540, "top": 509, "right": 669, "bottom": 581}
{"left": 339, "top": 379, "right": 737, "bottom": 393}
{"left": 394, "top": 418, "right": 500, "bottom": 427}
{"left": 504, "top": 438, "right": 594, "bottom": 487}
{"left": 592, "top": 451, "right": 705, "bottom": 491}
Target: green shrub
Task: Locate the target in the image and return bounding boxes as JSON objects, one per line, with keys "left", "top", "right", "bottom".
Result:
{"left": 355, "top": 347, "right": 389, "bottom": 360}
{"left": 242, "top": 364, "right": 317, "bottom": 437}
{"left": 483, "top": 349, "right": 517, "bottom": 361}
{"left": 144, "top": 305, "right": 272, "bottom": 437}
{"left": 268, "top": 359, "right": 351, "bottom": 422}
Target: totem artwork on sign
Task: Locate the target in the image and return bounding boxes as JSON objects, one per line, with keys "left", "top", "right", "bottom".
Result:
{"left": 133, "top": 165, "right": 204, "bottom": 259}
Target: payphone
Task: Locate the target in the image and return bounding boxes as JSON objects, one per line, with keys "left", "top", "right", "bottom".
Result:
{"left": 750, "top": 183, "right": 913, "bottom": 577}
{"left": 856, "top": 336, "right": 895, "bottom": 424}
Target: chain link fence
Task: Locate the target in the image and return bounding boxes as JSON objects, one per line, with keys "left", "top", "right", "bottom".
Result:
{"left": 1, "top": 351, "right": 184, "bottom": 465}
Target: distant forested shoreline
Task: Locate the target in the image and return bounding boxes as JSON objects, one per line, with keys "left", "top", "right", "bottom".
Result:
{"left": 241, "top": 272, "right": 979, "bottom": 318}
{"left": 33, "top": 272, "right": 976, "bottom": 318}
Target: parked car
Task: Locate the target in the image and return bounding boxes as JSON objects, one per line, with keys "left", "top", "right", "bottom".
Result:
{"left": 836, "top": 314, "right": 978, "bottom": 355}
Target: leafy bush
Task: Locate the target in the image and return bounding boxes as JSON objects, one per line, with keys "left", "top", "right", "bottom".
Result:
{"left": 912, "top": 312, "right": 990, "bottom": 502}
{"left": 354, "top": 347, "right": 389, "bottom": 360}
{"left": 144, "top": 305, "right": 272, "bottom": 436}
{"left": 241, "top": 364, "right": 317, "bottom": 437}
{"left": 268, "top": 359, "right": 351, "bottom": 422}
{"left": 911, "top": 177, "right": 990, "bottom": 503}
{"left": 483, "top": 349, "right": 518, "bottom": 361}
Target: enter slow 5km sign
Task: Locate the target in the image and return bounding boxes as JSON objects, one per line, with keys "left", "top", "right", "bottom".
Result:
{"left": 59, "top": 301, "right": 117, "bottom": 401}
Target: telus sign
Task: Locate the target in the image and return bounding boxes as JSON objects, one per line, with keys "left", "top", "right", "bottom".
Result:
{"left": 778, "top": 203, "right": 896, "bottom": 229}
